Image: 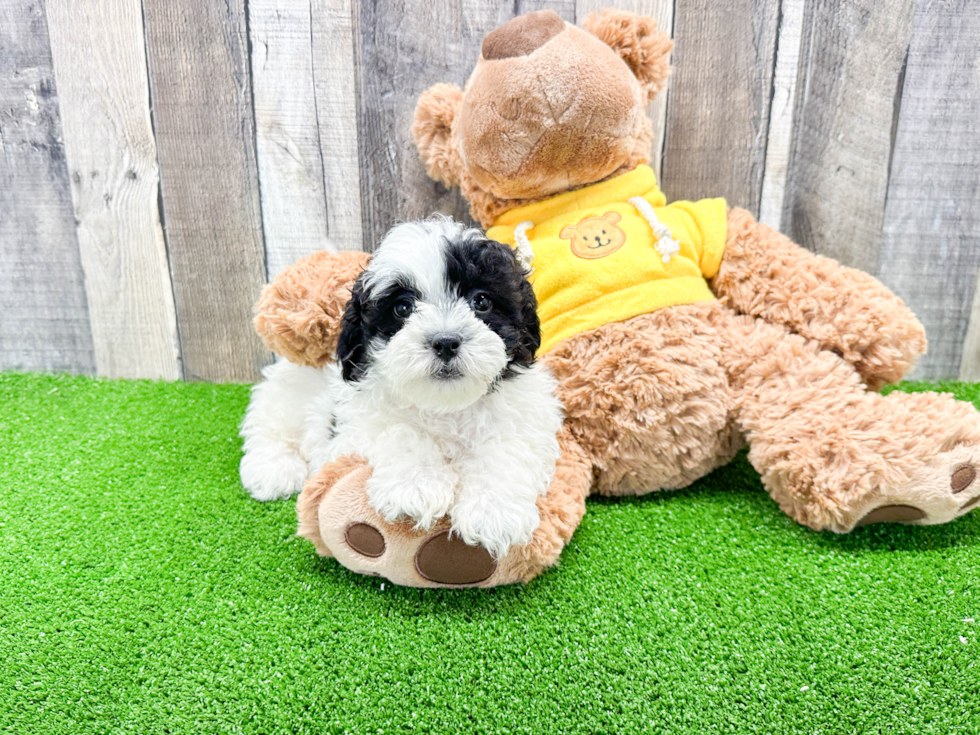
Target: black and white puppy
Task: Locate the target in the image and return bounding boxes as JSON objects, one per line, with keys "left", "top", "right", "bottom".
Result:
{"left": 240, "top": 217, "right": 563, "bottom": 558}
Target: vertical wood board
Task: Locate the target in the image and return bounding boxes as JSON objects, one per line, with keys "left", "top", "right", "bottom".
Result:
{"left": 142, "top": 0, "right": 271, "bottom": 382}
{"left": 875, "top": 0, "right": 980, "bottom": 379}
{"left": 781, "top": 0, "right": 915, "bottom": 272}
{"left": 660, "top": 0, "right": 780, "bottom": 214}
{"left": 46, "top": 0, "right": 180, "bottom": 380}
{"left": 249, "top": 0, "right": 334, "bottom": 277}
{"left": 0, "top": 0, "right": 95, "bottom": 373}
{"left": 758, "top": 0, "right": 805, "bottom": 230}
{"left": 310, "top": 0, "right": 364, "bottom": 253}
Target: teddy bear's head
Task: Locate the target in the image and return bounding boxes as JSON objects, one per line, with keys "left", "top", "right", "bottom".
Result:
{"left": 413, "top": 9, "right": 672, "bottom": 227}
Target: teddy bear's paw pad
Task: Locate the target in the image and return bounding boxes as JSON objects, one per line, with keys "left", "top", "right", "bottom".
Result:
{"left": 855, "top": 504, "right": 926, "bottom": 527}
{"left": 344, "top": 522, "right": 386, "bottom": 558}
{"left": 951, "top": 464, "right": 977, "bottom": 494}
{"left": 953, "top": 463, "right": 980, "bottom": 515}
{"left": 414, "top": 530, "right": 497, "bottom": 585}
{"left": 852, "top": 453, "right": 980, "bottom": 530}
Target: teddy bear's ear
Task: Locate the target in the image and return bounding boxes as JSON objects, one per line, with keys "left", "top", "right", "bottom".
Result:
{"left": 559, "top": 224, "right": 577, "bottom": 240}
{"left": 602, "top": 212, "right": 622, "bottom": 224}
{"left": 412, "top": 82, "right": 464, "bottom": 187}
{"left": 584, "top": 9, "right": 673, "bottom": 103}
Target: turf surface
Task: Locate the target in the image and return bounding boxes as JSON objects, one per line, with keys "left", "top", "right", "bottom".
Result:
{"left": 1, "top": 372, "right": 979, "bottom": 734}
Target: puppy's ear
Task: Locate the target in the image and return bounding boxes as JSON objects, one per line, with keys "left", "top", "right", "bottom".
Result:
{"left": 336, "top": 279, "right": 368, "bottom": 382}
{"left": 515, "top": 274, "right": 541, "bottom": 366}
{"left": 507, "top": 252, "right": 541, "bottom": 367}
{"left": 412, "top": 83, "right": 464, "bottom": 187}
{"left": 584, "top": 9, "right": 673, "bottom": 103}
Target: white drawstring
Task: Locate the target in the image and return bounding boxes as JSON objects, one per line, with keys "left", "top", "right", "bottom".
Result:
{"left": 628, "top": 196, "right": 680, "bottom": 263}
{"left": 513, "top": 221, "right": 535, "bottom": 273}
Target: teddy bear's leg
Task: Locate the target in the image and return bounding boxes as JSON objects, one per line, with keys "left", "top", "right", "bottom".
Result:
{"left": 544, "top": 302, "right": 742, "bottom": 497}
{"left": 295, "top": 438, "right": 592, "bottom": 587}
{"left": 712, "top": 209, "right": 927, "bottom": 390}
{"left": 717, "top": 309, "right": 980, "bottom": 532}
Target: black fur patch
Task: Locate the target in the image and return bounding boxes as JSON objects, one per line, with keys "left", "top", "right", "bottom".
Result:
{"left": 444, "top": 234, "right": 540, "bottom": 377}
{"left": 337, "top": 278, "right": 420, "bottom": 382}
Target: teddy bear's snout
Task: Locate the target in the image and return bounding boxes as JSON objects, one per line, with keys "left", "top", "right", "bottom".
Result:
{"left": 482, "top": 9, "right": 565, "bottom": 60}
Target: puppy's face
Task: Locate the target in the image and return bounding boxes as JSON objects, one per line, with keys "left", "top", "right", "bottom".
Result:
{"left": 337, "top": 219, "right": 540, "bottom": 412}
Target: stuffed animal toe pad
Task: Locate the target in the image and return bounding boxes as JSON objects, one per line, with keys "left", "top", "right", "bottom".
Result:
{"left": 845, "top": 413, "right": 980, "bottom": 531}
{"left": 296, "top": 445, "right": 591, "bottom": 587}
{"left": 856, "top": 446, "right": 980, "bottom": 528}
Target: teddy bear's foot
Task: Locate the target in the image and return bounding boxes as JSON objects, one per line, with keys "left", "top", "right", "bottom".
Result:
{"left": 296, "top": 447, "right": 591, "bottom": 587}
{"left": 326, "top": 474, "right": 499, "bottom": 586}
{"left": 849, "top": 445, "right": 980, "bottom": 530}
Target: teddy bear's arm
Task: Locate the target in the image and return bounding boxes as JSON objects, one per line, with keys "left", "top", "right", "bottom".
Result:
{"left": 712, "top": 208, "right": 927, "bottom": 390}
{"left": 253, "top": 250, "right": 370, "bottom": 368}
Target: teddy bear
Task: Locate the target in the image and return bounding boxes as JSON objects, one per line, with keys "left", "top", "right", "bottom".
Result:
{"left": 254, "top": 8, "right": 980, "bottom": 588}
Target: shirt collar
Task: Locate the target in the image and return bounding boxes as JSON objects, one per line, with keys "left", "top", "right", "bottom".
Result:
{"left": 491, "top": 165, "right": 660, "bottom": 228}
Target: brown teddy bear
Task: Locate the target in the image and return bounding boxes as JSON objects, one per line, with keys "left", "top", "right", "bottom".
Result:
{"left": 256, "top": 9, "right": 980, "bottom": 588}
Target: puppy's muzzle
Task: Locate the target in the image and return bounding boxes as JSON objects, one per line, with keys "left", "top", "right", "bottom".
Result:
{"left": 430, "top": 333, "right": 463, "bottom": 362}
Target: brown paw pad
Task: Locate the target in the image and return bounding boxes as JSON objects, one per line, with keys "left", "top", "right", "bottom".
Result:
{"left": 344, "top": 522, "right": 386, "bottom": 558}
{"left": 414, "top": 530, "right": 497, "bottom": 585}
{"left": 951, "top": 464, "right": 977, "bottom": 494}
{"left": 856, "top": 504, "right": 927, "bottom": 527}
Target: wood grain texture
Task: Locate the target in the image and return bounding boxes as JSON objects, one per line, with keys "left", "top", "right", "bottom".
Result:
{"left": 758, "top": 0, "right": 805, "bottom": 229}
{"left": 310, "top": 0, "right": 363, "bottom": 253}
{"left": 249, "top": 0, "right": 334, "bottom": 277}
{"left": 0, "top": 0, "right": 95, "bottom": 373}
{"left": 574, "top": 0, "right": 673, "bottom": 182}
{"left": 143, "top": 0, "right": 271, "bottom": 382}
{"left": 874, "top": 0, "right": 980, "bottom": 380}
{"left": 660, "top": 0, "right": 780, "bottom": 214}
{"left": 46, "top": 0, "right": 180, "bottom": 379}
{"left": 781, "top": 0, "right": 916, "bottom": 271}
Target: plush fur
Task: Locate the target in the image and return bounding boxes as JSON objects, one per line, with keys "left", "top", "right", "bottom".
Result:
{"left": 254, "top": 250, "right": 371, "bottom": 368}
{"left": 259, "top": 8, "right": 980, "bottom": 587}
{"left": 244, "top": 218, "right": 563, "bottom": 559}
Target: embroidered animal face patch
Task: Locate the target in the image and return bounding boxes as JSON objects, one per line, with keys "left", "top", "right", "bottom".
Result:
{"left": 560, "top": 212, "right": 626, "bottom": 259}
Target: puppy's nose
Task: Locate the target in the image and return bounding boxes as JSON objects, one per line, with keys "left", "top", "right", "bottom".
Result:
{"left": 431, "top": 333, "right": 462, "bottom": 361}
{"left": 482, "top": 10, "right": 565, "bottom": 60}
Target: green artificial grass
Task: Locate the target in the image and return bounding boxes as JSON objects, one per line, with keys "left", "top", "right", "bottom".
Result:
{"left": 1, "top": 373, "right": 979, "bottom": 734}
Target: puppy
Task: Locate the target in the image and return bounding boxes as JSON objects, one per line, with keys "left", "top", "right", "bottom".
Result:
{"left": 240, "top": 217, "right": 563, "bottom": 558}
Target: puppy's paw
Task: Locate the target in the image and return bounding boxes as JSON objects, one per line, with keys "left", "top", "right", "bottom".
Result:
{"left": 240, "top": 447, "right": 309, "bottom": 501}
{"left": 366, "top": 465, "right": 458, "bottom": 530}
{"left": 450, "top": 492, "right": 540, "bottom": 559}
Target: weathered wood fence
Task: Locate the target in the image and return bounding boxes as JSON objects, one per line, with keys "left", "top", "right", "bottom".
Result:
{"left": 1, "top": 0, "right": 977, "bottom": 382}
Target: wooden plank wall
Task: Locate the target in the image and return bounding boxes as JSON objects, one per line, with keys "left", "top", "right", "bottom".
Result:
{"left": 0, "top": 0, "right": 977, "bottom": 382}
{"left": 0, "top": 0, "right": 95, "bottom": 374}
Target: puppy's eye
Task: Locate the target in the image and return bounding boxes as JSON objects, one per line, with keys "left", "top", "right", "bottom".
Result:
{"left": 470, "top": 292, "right": 492, "bottom": 314}
{"left": 392, "top": 299, "right": 414, "bottom": 320}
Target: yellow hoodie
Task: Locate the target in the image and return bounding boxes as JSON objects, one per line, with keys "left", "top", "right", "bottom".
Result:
{"left": 486, "top": 165, "right": 727, "bottom": 354}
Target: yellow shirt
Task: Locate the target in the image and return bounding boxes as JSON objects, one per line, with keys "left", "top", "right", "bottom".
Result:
{"left": 487, "top": 165, "right": 727, "bottom": 354}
